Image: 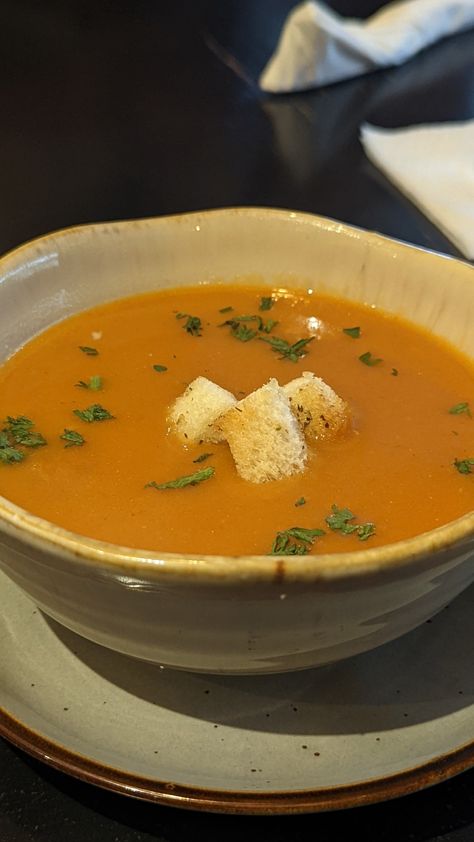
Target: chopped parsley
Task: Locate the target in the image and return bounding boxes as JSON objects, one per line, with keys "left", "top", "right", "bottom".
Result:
{"left": 295, "top": 497, "right": 306, "bottom": 507}
{"left": 76, "top": 375, "right": 103, "bottom": 391}
{"left": 176, "top": 313, "right": 202, "bottom": 336}
{"left": 73, "top": 404, "right": 114, "bottom": 423}
{"left": 219, "top": 306, "right": 233, "bottom": 314}
{"left": 3, "top": 416, "right": 46, "bottom": 448}
{"left": 220, "top": 314, "right": 278, "bottom": 343}
{"left": 343, "top": 326, "right": 361, "bottom": 339}
{"left": 325, "top": 505, "right": 375, "bottom": 541}
{"left": 0, "top": 416, "right": 46, "bottom": 464}
{"left": 146, "top": 466, "right": 215, "bottom": 490}
{"left": 270, "top": 526, "right": 325, "bottom": 555}
{"left": 259, "top": 296, "right": 274, "bottom": 311}
{"left": 449, "top": 402, "right": 471, "bottom": 417}
{"left": 60, "top": 429, "right": 85, "bottom": 448}
{"left": 79, "top": 346, "right": 99, "bottom": 356}
{"left": 259, "top": 335, "right": 314, "bottom": 362}
{"left": 391, "top": 368, "right": 399, "bottom": 377}
{"left": 193, "top": 452, "right": 213, "bottom": 463}
{"left": 359, "top": 351, "right": 383, "bottom": 367}
{"left": 153, "top": 364, "right": 168, "bottom": 373}
{"left": 454, "top": 457, "right": 474, "bottom": 475}
{"left": 0, "top": 432, "right": 24, "bottom": 463}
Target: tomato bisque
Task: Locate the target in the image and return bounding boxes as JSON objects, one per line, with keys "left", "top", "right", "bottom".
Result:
{"left": 0, "top": 284, "right": 473, "bottom": 556}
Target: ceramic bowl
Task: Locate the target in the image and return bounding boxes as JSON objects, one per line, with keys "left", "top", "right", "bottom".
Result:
{"left": 0, "top": 208, "right": 473, "bottom": 674}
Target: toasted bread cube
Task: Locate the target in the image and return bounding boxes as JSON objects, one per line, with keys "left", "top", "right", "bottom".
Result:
{"left": 217, "top": 378, "right": 307, "bottom": 483}
{"left": 283, "top": 371, "right": 350, "bottom": 441}
{"left": 168, "top": 377, "right": 237, "bottom": 444}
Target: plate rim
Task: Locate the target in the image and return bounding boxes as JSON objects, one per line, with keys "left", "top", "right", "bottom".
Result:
{"left": 1, "top": 707, "right": 473, "bottom": 815}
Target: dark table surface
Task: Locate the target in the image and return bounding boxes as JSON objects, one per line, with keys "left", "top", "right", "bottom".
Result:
{"left": 0, "top": 1, "right": 473, "bottom": 840}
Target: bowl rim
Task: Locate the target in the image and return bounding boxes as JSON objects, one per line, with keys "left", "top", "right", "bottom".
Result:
{"left": 0, "top": 207, "right": 473, "bottom": 586}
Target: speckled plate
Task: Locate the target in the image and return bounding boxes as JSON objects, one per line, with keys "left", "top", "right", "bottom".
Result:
{"left": 0, "top": 570, "right": 473, "bottom": 814}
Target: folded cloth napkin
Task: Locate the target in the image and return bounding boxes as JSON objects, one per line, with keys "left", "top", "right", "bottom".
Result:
{"left": 259, "top": 0, "right": 474, "bottom": 93}
{"left": 360, "top": 121, "right": 474, "bottom": 259}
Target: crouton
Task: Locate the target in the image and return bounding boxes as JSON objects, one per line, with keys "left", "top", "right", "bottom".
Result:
{"left": 168, "top": 376, "right": 237, "bottom": 444}
{"left": 283, "top": 371, "right": 350, "bottom": 441}
{"left": 216, "top": 378, "right": 307, "bottom": 483}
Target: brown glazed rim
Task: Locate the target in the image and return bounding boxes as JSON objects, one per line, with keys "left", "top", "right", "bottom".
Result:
{"left": 1, "top": 707, "right": 473, "bottom": 814}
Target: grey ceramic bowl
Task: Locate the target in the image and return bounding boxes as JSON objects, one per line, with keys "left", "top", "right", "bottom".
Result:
{"left": 0, "top": 208, "right": 473, "bottom": 674}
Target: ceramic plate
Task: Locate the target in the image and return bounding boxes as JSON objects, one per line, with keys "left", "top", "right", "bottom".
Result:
{"left": 0, "top": 570, "right": 473, "bottom": 814}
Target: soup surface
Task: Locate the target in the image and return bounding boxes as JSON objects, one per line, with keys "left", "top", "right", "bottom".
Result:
{"left": 0, "top": 284, "right": 473, "bottom": 555}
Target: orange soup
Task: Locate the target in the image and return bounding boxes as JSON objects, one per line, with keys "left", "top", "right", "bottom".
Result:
{"left": 0, "top": 284, "right": 473, "bottom": 555}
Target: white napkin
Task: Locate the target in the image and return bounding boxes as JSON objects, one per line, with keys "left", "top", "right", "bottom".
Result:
{"left": 360, "top": 121, "right": 474, "bottom": 259}
{"left": 260, "top": 0, "right": 474, "bottom": 93}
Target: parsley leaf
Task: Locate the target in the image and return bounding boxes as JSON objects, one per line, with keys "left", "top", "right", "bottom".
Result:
{"left": 295, "top": 497, "right": 306, "bottom": 507}
{"left": 0, "top": 431, "right": 24, "bottom": 463}
{"left": 259, "top": 296, "right": 274, "bottom": 311}
{"left": 261, "top": 318, "right": 278, "bottom": 334}
{"left": 76, "top": 375, "right": 103, "bottom": 391}
{"left": 359, "top": 351, "right": 383, "bottom": 367}
{"left": 3, "top": 416, "right": 47, "bottom": 448}
{"left": 193, "top": 452, "right": 213, "bottom": 463}
{"left": 325, "top": 504, "right": 376, "bottom": 541}
{"left": 219, "top": 306, "right": 233, "bottom": 314}
{"left": 454, "top": 457, "right": 474, "bottom": 475}
{"left": 79, "top": 346, "right": 99, "bottom": 356}
{"left": 73, "top": 404, "right": 114, "bottom": 423}
{"left": 176, "top": 313, "right": 202, "bottom": 336}
{"left": 0, "top": 416, "right": 46, "bottom": 464}
{"left": 220, "top": 314, "right": 278, "bottom": 342}
{"left": 146, "top": 466, "right": 215, "bottom": 490}
{"left": 153, "top": 364, "right": 168, "bottom": 373}
{"left": 449, "top": 402, "right": 471, "bottom": 418}
{"left": 343, "top": 326, "right": 361, "bottom": 339}
{"left": 60, "top": 429, "right": 85, "bottom": 448}
{"left": 357, "top": 523, "right": 376, "bottom": 541}
{"left": 259, "top": 335, "right": 314, "bottom": 362}
{"left": 270, "top": 526, "right": 325, "bottom": 555}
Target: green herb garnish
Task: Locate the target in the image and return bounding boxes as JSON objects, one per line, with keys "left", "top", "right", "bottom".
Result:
{"left": 193, "top": 452, "right": 213, "bottom": 463}
{"left": 0, "top": 432, "right": 24, "bottom": 463}
{"left": 295, "top": 497, "right": 306, "bottom": 507}
{"left": 220, "top": 314, "right": 278, "bottom": 342}
{"left": 270, "top": 526, "right": 325, "bottom": 555}
{"left": 449, "top": 402, "right": 471, "bottom": 418}
{"left": 76, "top": 375, "right": 103, "bottom": 391}
{"left": 176, "top": 313, "right": 202, "bottom": 336}
{"left": 219, "top": 306, "right": 233, "bottom": 314}
{"left": 359, "top": 351, "right": 383, "bottom": 367}
{"left": 73, "top": 404, "right": 114, "bottom": 423}
{"left": 454, "top": 458, "right": 474, "bottom": 475}
{"left": 60, "top": 429, "right": 85, "bottom": 448}
{"left": 3, "top": 416, "right": 46, "bottom": 448}
{"left": 79, "top": 346, "right": 99, "bottom": 356}
{"left": 262, "top": 318, "right": 278, "bottom": 334}
{"left": 343, "top": 326, "right": 361, "bottom": 339}
{"left": 230, "top": 323, "right": 258, "bottom": 342}
{"left": 391, "top": 368, "right": 399, "bottom": 377}
{"left": 259, "top": 335, "right": 314, "bottom": 362}
{"left": 325, "top": 504, "right": 375, "bottom": 541}
{"left": 0, "top": 416, "right": 46, "bottom": 464}
{"left": 356, "top": 523, "right": 377, "bottom": 541}
{"left": 153, "top": 364, "right": 168, "bottom": 373}
{"left": 146, "top": 466, "right": 215, "bottom": 490}
{"left": 259, "top": 297, "right": 274, "bottom": 311}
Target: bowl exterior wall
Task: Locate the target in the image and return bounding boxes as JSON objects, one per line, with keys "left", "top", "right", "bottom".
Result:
{"left": 0, "top": 528, "right": 473, "bottom": 673}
